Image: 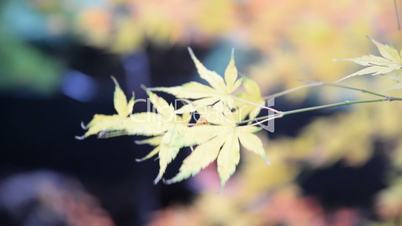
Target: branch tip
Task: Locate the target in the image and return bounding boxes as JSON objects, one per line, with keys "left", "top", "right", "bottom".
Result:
{"left": 75, "top": 135, "right": 86, "bottom": 140}
{"left": 110, "top": 76, "right": 118, "bottom": 86}
{"left": 153, "top": 176, "right": 162, "bottom": 185}
{"left": 140, "top": 84, "right": 149, "bottom": 92}
{"left": 80, "top": 121, "right": 88, "bottom": 130}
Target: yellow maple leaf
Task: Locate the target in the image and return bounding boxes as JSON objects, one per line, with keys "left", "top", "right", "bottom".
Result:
{"left": 77, "top": 78, "right": 168, "bottom": 139}
{"left": 338, "top": 39, "right": 402, "bottom": 81}
{"left": 77, "top": 77, "right": 135, "bottom": 138}
{"left": 151, "top": 48, "right": 242, "bottom": 113}
{"left": 236, "top": 78, "right": 265, "bottom": 120}
{"left": 164, "top": 112, "right": 268, "bottom": 187}
{"left": 139, "top": 90, "right": 222, "bottom": 184}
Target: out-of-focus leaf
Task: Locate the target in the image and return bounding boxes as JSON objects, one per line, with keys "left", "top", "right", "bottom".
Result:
{"left": 339, "top": 39, "right": 402, "bottom": 80}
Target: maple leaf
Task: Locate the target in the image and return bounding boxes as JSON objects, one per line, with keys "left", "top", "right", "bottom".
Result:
{"left": 236, "top": 78, "right": 265, "bottom": 120}
{"left": 150, "top": 48, "right": 242, "bottom": 114}
{"left": 164, "top": 111, "right": 269, "bottom": 187}
{"left": 77, "top": 77, "right": 168, "bottom": 139}
{"left": 339, "top": 39, "right": 402, "bottom": 81}
{"left": 139, "top": 90, "right": 222, "bottom": 184}
{"left": 77, "top": 77, "right": 135, "bottom": 139}
{"left": 78, "top": 78, "right": 221, "bottom": 184}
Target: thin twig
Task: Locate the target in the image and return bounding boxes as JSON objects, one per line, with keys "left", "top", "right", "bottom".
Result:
{"left": 395, "top": 0, "right": 401, "bottom": 30}
{"left": 265, "top": 82, "right": 323, "bottom": 100}
{"left": 247, "top": 96, "right": 402, "bottom": 127}
{"left": 232, "top": 95, "right": 281, "bottom": 114}
{"left": 265, "top": 82, "right": 392, "bottom": 100}
{"left": 250, "top": 113, "right": 284, "bottom": 127}
{"left": 282, "top": 98, "right": 382, "bottom": 116}
{"left": 239, "top": 111, "right": 283, "bottom": 125}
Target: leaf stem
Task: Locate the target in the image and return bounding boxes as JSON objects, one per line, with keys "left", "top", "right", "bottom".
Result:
{"left": 265, "top": 82, "right": 391, "bottom": 100}
{"left": 249, "top": 96, "right": 402, "bottom": 126}
{"left": 395, "top": 0, "right": 401, "bottom": 30}
{"left": 282, "top": 98, "right": 396, "bottom": 117}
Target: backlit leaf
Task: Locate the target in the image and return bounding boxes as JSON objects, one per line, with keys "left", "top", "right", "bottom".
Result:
{"left": 238, "top": 130, "right": 268, "bottom": 163}
{"left": 151, "top": 48, "right": 243, "bottom": 114}
{"left": 136, "top": 147, "right": 160, "bottom": 162}
{"left": 224, "top": 49, "right": 238, "bottom": 92}
{"left": 166, "top": 113, "right": 268, "bottom": 186}
{"left": 188, "top": 47, "right": 226, "bottom": 91}
{"left": 217, "top": 133, "right": 240, "bottom": 187}
{"left": 112, "top": 76, "right": 132, "bottom": 116}
{"left": 339, "top": 39, "right": 402, "bottom": 80}
{"left": 164, "top": 136, "right": 225, "bottom": 184}
{"left": 78, "top": 78, "right": 139, "bottom": 139}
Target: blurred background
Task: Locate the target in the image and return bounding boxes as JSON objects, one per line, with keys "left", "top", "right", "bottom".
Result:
{"left": 1, "top": 0, "right": 402, "bottom": 226}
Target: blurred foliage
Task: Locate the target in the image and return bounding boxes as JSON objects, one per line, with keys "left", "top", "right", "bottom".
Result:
{"left": 0, "top": 28, "right": 61, "bottom": 94}
{"left": 0, "top": 171, "right": 115, "bottom": 226}
{"left": 147, "top": 185, "right": 363, "bottom": 226}
{"left": 3, "top": 0, "right": 402, "bottom": 225}
{"left": 34, "top": 0, "right": 402, "bottom": 91}
{"left": 0, "top": 0, "right": 62, "bottom": 95}
{"left": 6, "top": 0, "right": 402, "bottom": 94}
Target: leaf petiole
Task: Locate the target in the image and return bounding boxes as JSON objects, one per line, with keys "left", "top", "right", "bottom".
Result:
{"left": 248, "top": 96, "right": 402, "bottom": 127}
{"left": 265, "top": 82, "right": 392, "bottom": 100}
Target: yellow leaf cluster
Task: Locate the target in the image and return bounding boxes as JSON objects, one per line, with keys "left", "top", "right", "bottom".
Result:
{"left": 79, "top": 51, "right": 269, "bottom": 186}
